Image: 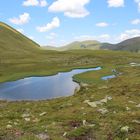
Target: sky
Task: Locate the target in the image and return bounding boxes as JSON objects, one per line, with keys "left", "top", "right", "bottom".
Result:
{"left": 0, "top": 0, "right": 140, "bottom": 47}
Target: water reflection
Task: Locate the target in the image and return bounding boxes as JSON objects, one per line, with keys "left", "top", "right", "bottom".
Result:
{"left": 0, "top": 67, "right": 101, "bottom": 101}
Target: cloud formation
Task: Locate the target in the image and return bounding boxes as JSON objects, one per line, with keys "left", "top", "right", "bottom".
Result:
{"left": 23, "top": 0, "right": 47, "bottom": 7}
{"left": 107, "top": 0, "right": 124, "bottom": 7}
{"left": 74, "top": 34, "right": 111, "bottom": 42}
{"left": 135, "top": 0, "right": 140, "bottom": 11}
{"left": 48, "top": 0, "right": 90, "bottom": 18}
{"left": 131, "top": 19, "right": 140, "bottom": 25}
{"left": 37, "top": 17, "right": 60, "bottom": 32}
{"left": 9, "top": 13, "right": 30, "bottom": 25}
{"left": 118, "top": 29, "right": 140, "bottom": 41}
{"left": 96, "top": 22, "right": 109, "bottom": 27}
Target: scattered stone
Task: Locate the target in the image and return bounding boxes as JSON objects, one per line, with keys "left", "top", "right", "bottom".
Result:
{"left": 33, "top": 118, "right": 39, "bottom": 123}
{"left": 84, "top": 95, "right": 112, "bottom": 108}
{"left": 14, "top": 122, "right": 18, "bottom": 125}
{"left": 98, "top": 108, "right": 109, "bottom": 115}
{"left": 136, "top": 104, "right": 140, "bottom": 108}
{"left": 39, "top": 112, "right": 47, "bottom": 116}
{"left": 36, "top": 133, "right": 50, "bottom": 140}
{"left": 63, "top": 132, "right": 67, "bottom": 137}
{"left": 6, "top": 124, "right": 12, "bottom": 129}
{"left": 87, "top": 101, "right": 97, "bottom": 108}
{"left": 128, "top": 101, "right": 136, "bottom": 104}
{"left": 132, "top": 120, "right": 140, "bottom": 124}
{"left": 80, "top": 83, "right": 89, "bottom": 87}
{"left": 22, "top": 113, "right": 30, "bottom": 118}
{"left": 83, "top": 120, "right": 86, "bottom": 126}
{"left": 88, "top": 124, "right": 95, "bottom": 127}
{"left": 126, "top": 107, "right": 130, "bottom": 111}
{"left": 120, "top": 126, "right": 129, "bottom": 133}
{"left": 81, "top": 107, "right": 85, "bottom": 110}
{"left": 98, "top": 85, "right": 108, "bottom": 89}
{"left": 113, "top": 111, "right": 117, "bottom": 114}
{"left": 24, "top": 118, "right": 30, "bottom": 122}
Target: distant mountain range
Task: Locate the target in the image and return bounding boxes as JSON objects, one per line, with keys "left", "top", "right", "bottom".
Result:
{"left": 0, "top": 22, "right": 140, "bottom": 54}
{"left": 44, "top": 37, "right": 140, "bottom": 52}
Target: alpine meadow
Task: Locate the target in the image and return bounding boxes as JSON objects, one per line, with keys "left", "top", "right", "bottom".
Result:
{"left": 0, "top": 0, "right": 140, "bottom": 140}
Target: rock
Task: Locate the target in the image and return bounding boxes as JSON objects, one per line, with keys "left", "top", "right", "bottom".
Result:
{"left": 24, "top": 118, "right": 30, "bottom": 122}
{"left": 36, "top": 133, "right": 50, "bottom": 140}
{"left": 136, "top": 104, "right": 140, "bottom": 108}
{"left": 100, "top": 98, "right": 108, "bottom": 103}
{"left": 126, "top": 107, "right": 130, "bottom": 111}
{"left": 84, "top": 100, "right": 97, "bottom": 108}
{"left": 81, "top": 107, "right": 85, "bottom": 110}
{"left": 120, "top": 126, "right": 129, "bottom": 133}
{"left": 83, "top": 120, "right": 86, "bottom": 126}
{"left": 87, "top": 102, "right": 97, "bottom": 108}
{"left": 22, "top": 113, "right": 30, "bottom": 118}
{"left": 94, "top": 101, "right": 103, "bottom": 105}
{"left": 14, "top": 122, "right": 18, "bottom": 125}
{"left": 88, "top": 124, "right": 95, "bottom": 127}
{"left": 84, "top": 95, "right": 112, "bottom": 108}
{"left": 132, "top": 120, "right": 140, "bottom": 124}
{"left": 80, "top": 83, "right": 89, "bottom": 87}
{"left": 32, "top": 118, "right": 39, "bottom": 123}
{"left": 98, "top": 108, "right": 109, "bottom": 115}
{"left": 63, "top": 132, "right": 67, "bottom": 137}
{"left": 40, "top": 112, "right": 47, "bottom": 116}
{"left": 128, "top": 101, "right": 136, "bottom": 104}
{"left": 6, "top": 124, "right": 12, "bottom": 129}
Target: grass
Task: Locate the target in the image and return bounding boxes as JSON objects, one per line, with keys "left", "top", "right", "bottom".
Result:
{"left": 0, "top": 22, "right": 140, "bottom": 139}
{"left": 0, "top": 49, "right": 140, "bottom": 139}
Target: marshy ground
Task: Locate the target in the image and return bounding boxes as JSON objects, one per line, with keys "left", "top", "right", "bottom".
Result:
{"left": 0, "top": 50, "right": 140, "bottom": 140}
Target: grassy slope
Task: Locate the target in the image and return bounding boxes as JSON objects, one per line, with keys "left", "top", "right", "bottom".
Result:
{"left": 113, "top": 37, "right": 140, "bottom": 52}
{"left": 0, "top": 22, "right": 40, "bottom": 55}
{"left": 0, "top": 23, "right": 140, "bottom": 139}
{"left": 0, "top": 49, "right": 140, "bottom": 140}
{"left": 44, "top": 40, "right": 103, "bottom": 51}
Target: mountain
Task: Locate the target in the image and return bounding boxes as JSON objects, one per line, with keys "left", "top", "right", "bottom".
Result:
{"left": 44, "top": 40, "right": 105, "bottom": 51}
{"left": 44, "top": 37, "right": 140, "bottom": 52}
{"left": 0, "top": 22, "right": 40, "bottom": 57}
{"left": 60, "top": 40, "right": 103, "bottom": 51}
{"left": 111, "top": 37, "right": 140, "bottom": 52}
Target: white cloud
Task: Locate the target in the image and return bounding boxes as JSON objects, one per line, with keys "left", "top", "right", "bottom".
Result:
{"left": 118, "top": 29, "right": 140, "bottom": 41}
{"left": 37, "top": 17, "right": 60, "bottom": 32}
{"left": 131, "top": 19, "right": 140, "bottom": 25}
{"left": 48, "top": 0, "right": 90, "bottom": 18}
{"left": 23, "top": 0, "right": 47, "bottom": 7}
{"left": 96, "top": 22, "right": 109, "bottom": 27}
{"left": 17, "top": 28, "right": 24, "bottom": 33}
{"left": 9, "top": 13, "right": 30, "bottom": 25}
{"left": 135, "top": 0, "right": 140, "bottom": 11}
{"left": 74, "top": 34, "right": 111, "bottom": 42}
{"left": 107, "top": 0, "right": 124, "bottom": 7}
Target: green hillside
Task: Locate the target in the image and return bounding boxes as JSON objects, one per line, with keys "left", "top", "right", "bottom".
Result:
{"left": 44, "top": 40, "right": 103, "bottom": 51}
{"left": 0, "top": 22, "right": 40, "bottom": 57}
{"left": 60, "top": 40, "right": 102, "bottom": 51}
{"left": 44, "top": 37, "right": 140, "bottom": 52}
{"left": 113, "top": 37, "right": 140, "bottom": 52}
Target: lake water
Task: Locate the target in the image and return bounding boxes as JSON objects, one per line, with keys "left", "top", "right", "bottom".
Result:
{"left": 0, "top": 67, "right": 101, "bottom": 101}
{"left": 101, "top": 75, "right": 116, "bottom": 80}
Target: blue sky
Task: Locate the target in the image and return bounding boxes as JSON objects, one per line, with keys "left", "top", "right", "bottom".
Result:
{"left": 0, "top": 0, "right": 140, "bottom": 46}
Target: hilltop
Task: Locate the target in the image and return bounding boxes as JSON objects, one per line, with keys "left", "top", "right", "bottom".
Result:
{"left": 44, "top": 37, "right": 140, "bottom": 52}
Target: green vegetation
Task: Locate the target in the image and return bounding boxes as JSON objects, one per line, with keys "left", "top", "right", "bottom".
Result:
{"left": 0, "top": 22, "right": 140, "bottom": 139}
{"left": 44, "top": 37, "right": 140, "bottom": 53}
